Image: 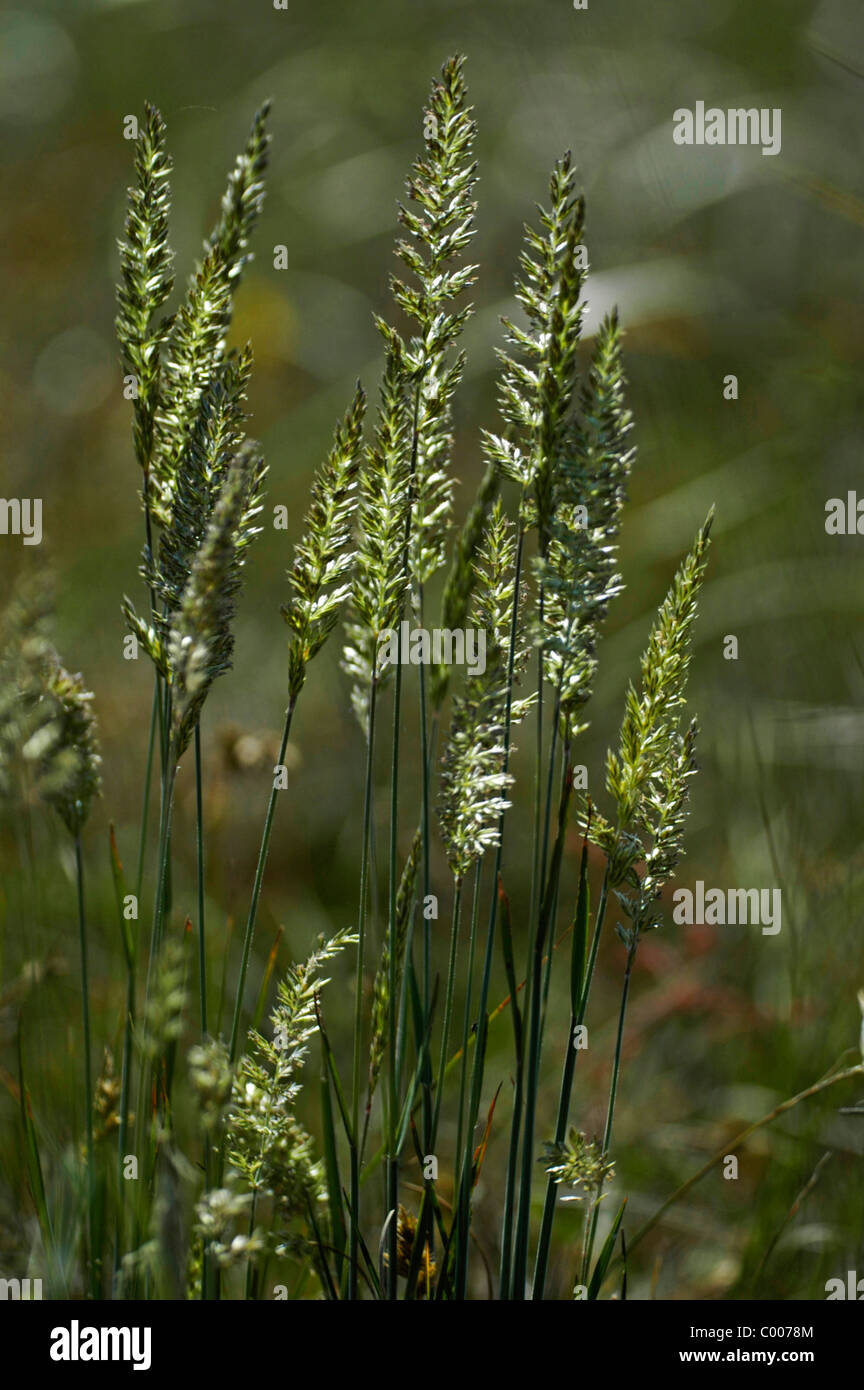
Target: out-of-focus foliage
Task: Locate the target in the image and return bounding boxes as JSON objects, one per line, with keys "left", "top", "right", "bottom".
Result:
{"left": 2, "top": 0, "right": 864, "bottom": 1299}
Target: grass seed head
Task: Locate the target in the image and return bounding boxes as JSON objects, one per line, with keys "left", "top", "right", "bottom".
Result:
{"left": 283, "top": 383, "right": 366, "bottom": 702}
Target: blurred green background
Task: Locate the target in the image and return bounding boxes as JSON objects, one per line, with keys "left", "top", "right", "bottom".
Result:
{"left": 2, "top": 0, "right": 864, "bottom": 1299}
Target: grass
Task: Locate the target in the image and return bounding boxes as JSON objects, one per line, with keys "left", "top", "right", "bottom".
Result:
{"left": 2, "top": 53, "right": 863, "bottom": 1303}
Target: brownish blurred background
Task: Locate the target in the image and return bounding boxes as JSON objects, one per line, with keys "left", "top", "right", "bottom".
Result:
{"left": 2, "top": 0, "right": 864, "bottom": 1298}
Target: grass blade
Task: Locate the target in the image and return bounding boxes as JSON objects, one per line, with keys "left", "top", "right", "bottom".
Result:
{"left": 586, "top": 1197, "right": 626, "bottom": 1300}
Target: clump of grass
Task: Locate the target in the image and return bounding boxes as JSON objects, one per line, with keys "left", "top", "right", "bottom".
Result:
{"left": 26, "top": 56, "right": 864, "bottom": 1307}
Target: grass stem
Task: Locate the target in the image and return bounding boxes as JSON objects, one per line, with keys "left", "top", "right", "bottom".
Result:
{"left": 75, "top": 833, "right": 97, "bottom": 1297}
{"left": 349, "top": 672, "right": 378, "bottom": 1299}
{"left": 228, "top": 698, "right": 295, "bottom": 1064}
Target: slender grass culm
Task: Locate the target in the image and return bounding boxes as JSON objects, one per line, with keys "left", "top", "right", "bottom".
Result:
{"left": 8, "top": 51, "right": 863, "bottom": 1305}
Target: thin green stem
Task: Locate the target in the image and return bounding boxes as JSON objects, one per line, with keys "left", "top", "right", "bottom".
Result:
{"left": 462, "top": 520, "right": 525, "bottom": 1296}
{"left": 195, "top": 721, "right": 207, "bottom": 1037}
{"left": 503, "top": 707, "right": 564, "bottom": 1298}
{"left": 498, "top": 882, "right": 525, "bottom": 1299}
{"left": 75, "top": 833, "right": 96, "bottom": 1297}
{"left": 451, "top": 860, "right": 483, "bottom": 1300}
{"left": 455, "top": 861, "right": 483, "bottom": 1176}
{"left": 419, "top": 690, "right": 431, "bottom": 1012}
{"left": 349, "top": 671, "right": 378, "bottom": 1300}
{"left": 540, "top": 694, "right": 561, "bottom": 895}
{"left": 135, "top": 681, "right": 159, "bottom": 904}
{"left": 581, "top": 938, "right": 636, "bottom": 1283}
{"left": 417, "top": 616, "right": 435, "bottom": 1155}
{"left": 533, "top": 864, "right": 609, "bottom": 1298}
{"left": 539, "top": 732, "right": 568, "bottom": 1028}
{"left": 386, "top": 656, "right": 404, "bottom": 1299}
{"left": 135, "top": 752, "right": 177, "bottom": 1202}
{"left": 114, "top": 966, "right": 135, "bottom": 1282}
{"left": 245, "top": 1194, "right": 259, "bottom": 1300}
{"left": 148, "top": 759, "right": 177, "bottom": 968}
{"left": 511, "top": 756, "right": 573, "bottom": 1297}
{"left": 194, "top": 720, "right": 212, "bottom": 1299}
{"left": 381, "top": 371, "right": 420, "bottom": 1300}
{"left": 526, "top": 587, "right": 545, "bottom": 975}
{"left": 417, "top": 707, "right": 439, "bottom": 1162}
{"left": 228, "top": 698, "right": 296, "bottom": 1065}
{"left": 431, "top": 876, "right": 464, "bottom": 1146}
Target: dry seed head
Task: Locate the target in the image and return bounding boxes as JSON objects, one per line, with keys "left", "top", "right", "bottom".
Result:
{"left": 438, "top": 502, "right": 532, "bottom": 878}
{"left": 205, "top": 100, "right": 271, "bottom": 279}
{"left": 116, "top": 101, "right": 174, "bottom": 475}
{"left": 125, "top": 348, "right": 255, "bottom": 680}
{"left": 0, "top": 571, "right": 55, "bottom": 803}
{"left": 283, "top": 383, "right": 366, "bottom": 701}
{"left": 146, "top": 102, "right": 270, "bottom": 527}
{"left": 193, "top": 1183, "right": 266, "bottom": 1269}
{"left": 94, "top": 1047, "right": 122, "bottom": 1143}
{"left": 431, "top": 459, "right": 499, "bottom": 708}
{"left": 228, "top": 925, "right": 356, "bottom": 1215}
{"left": 539, "top": 310, "right": 635, "bottom": 742}
{"left": 0, "top": 573, "right": 101, "bottom": 835}
{"left": 542, "top": 1128, "right": 614, "bottom": 1198}
{"left": 342, "top": 344, "right": 411, "bottom": 728}
{"left": 188, "top": 1037, "right": 234, "bottom": 1134}
{"left": 390, "top": 54, "right": 479, "bottom": 590}
{"left": 30, "top": 658, "right": 102, "bottom": 837}
{"left": 483, "top": 152, "right": 586, "bottom": 549}
{"left": 388, "top": 1205, "right": 437, "bottom": 1296}
{"left": 168, "top": 443, "right": 267, "bottom": 756}
{"left": 139, "top": 938, "right": 187, "bottom": 1061}
{"left": 604, "top": 512, "right": 713, "bottom": 904}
